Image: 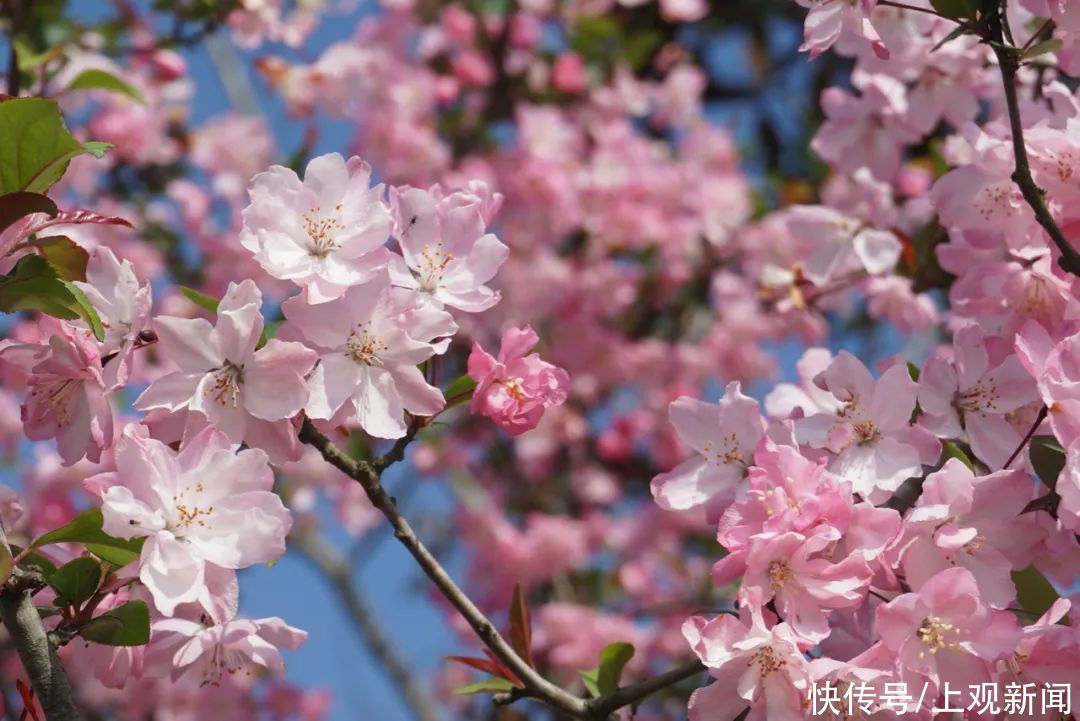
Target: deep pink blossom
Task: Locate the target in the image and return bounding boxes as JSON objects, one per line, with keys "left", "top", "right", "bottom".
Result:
{"left": 467, "top": 325, "right": 570, "bottom": 436}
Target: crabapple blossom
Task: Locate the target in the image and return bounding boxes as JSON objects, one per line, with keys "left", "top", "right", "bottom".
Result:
{"left": 793, "top": 351, "right": 939, "bottom": 500}
{"left": 918, "top": 323, "right": 1038, "bottom": 469}
{"left": 148, "top": 613, "right": 307, "bottom": 685}
{"left": 795, "top": 0, "right": 888, "bottom": 60}
{"left": 134, "top": 279, "right": 317, "bottom": 463}
{"left": 466, "top": 325, "right": 570, "bottom": 437}
{"left": 72, "top": 246, "right": 152, "bottom": 389}
{"left": 239, "top": 152, "right": 392, "bottom": 303}
{"left": 89, "top": 425, "right": 291, "bottom": 615}
{"left": 683, "top": 609, "right": 811, "bottom": 721}
{"left": 282, "top": 272, "right": 456, "bottom": 439}
{"left": 388, "top": 183, "right": 508, "bottom": 312}
{"left": 874, "top": 567, "right": 1021, "bottom": 691}
{"left": 785, "top": 205, "right": 902, "bottom": 285}
{"left": 650, "top": 381, "right": 764, "bottom": 513}
{"left": 0, "top": 320, "right": 112, "bottom": 465}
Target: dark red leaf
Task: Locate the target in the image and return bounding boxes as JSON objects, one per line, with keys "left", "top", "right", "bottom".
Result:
{"left": 16, "top": 679, "right": 41, "bottom": 721}
{"left": 508, "top": 583, "right": 535, "bottom": 669}
{"left": 0, "top": 192, "right": 57, "bottom": 236}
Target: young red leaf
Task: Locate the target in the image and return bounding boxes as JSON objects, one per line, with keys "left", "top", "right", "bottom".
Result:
{"left": 509, "top": 582, "right": 535, "bottom": 669}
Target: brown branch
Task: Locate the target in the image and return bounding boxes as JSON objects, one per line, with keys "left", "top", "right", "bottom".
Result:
{"left": 1004, "top": 404, "right": 1048, "bottom": 470}
{"left": 0, "top": 524, "right": 83, "bottom": 721}
{"left": 990, "top": 25, "right": 1080, "bottom": 278}
{"left": 290, "top": 531, "right": 442, "bottom": 721}
{"left": 298, "top": 419, "right": 590, "bottom": 718}
{"left": 300, "top": 419, "right": 704, "bottom": 719}
{"left": 585, "top": 660, "right": 705, "bottom": 718}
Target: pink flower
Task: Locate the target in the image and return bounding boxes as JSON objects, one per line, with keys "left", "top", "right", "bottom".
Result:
{"left": 0, "top": 322, "right": 112, "bottom": 465}
{"left": 740, "top": 528, "right": 872, "bottom": 643}
{"left": 796, "top": 0, "right": 889, "bottom": 60}
{"left": 239, "top": 153, "right": 392, "bottom": 303}
{"left": 89, "top": 425, "right": 292, "bottom": 615}
{"left": 1015, "top": 320, "right": 1080, "bottom": 448}
{"left": 683, "top": 609, "right": 811, "bottom": 721}
{"left": 875, "top": 567, "right": 1020, "bottom": 692}
{"left": 388, "top": 183, "right": 508, "bottom": 312}
{"left": 467, "top": 325, "right": 570, "bottom": 436}
{"left": 651, "top": 381, "right": 764, "bottom": 513}
{"left": 899, "top": 459, "right": 1042, "bottom": 606}
{"left": 73, "top": 246, "right": 152, "bottom": 389}
{"left": 282, "top": 273, "right": 457, "bottom": 439}
{"left": 919, "top": 324, "right": 1038, "bottom": 469}
{"left": 785, "top": 205, "right": 902, "bottom": 285}
{"left": 148, "top": 614, "right": 306, "bottom": 684}
{"left": 135, "top": 280, "right": 317, "bottom": 464}
{"left": 795, "top": 351, "right": 940, "bottom": 500}
{"left": 551, "top": 52, "right": 587, "bottom": 94}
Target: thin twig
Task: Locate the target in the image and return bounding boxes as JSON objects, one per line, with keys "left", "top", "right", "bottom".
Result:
{"left": 990, "top": 34, "right": 1080, "bottom": 277}
{"left": 1004, "top": 405, "right": 1048, "bottom": 470}
{"left": 298, "top": 419, "right": 591, "bottom": 718}
{"left": 584, "top": 660, "right": 705, "bottom": 718}
{"left": 291, "top": 531, "right": 442, "bottom": 721}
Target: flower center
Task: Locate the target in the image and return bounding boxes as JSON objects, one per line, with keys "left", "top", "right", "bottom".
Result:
{"left": 702, "top": 433, "right": 746, "bottom": 466}
{"left": 956, "top": 381, "right": 1000, "bottom": 414}
{"left": 172, "top": 483, "right": 213, "bottom": 532}
{"left": 917, "top": 616, "right": 958, "bottom": 655}
{"left": 747, "top": 644, "right": 786, "bottom": 678}
{"left": 207, "top": 361, "right": 244, "bottom": 408}
{"left": 304, "top": 204, "right": 344, "bottom": 258}
{"left": 31, "top": 378, "right": 76, "bottom": 428}
{"left": 417, "top": 241, "right": 455, "bottom": 291}
{"left": 768, "top": 559, "right": 795, "bottom": 589}
{"left": 345, "top": 323, "right": 388, "bottom": 366}
{"left": 503, "top": 376, "right": 527, "bottom": 401}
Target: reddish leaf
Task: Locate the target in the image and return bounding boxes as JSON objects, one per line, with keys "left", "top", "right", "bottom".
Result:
{"left": 446, "top": 655, "right": 503, "bottom": 677}
{"left": 0, "top": 192, "right": 57, "bottom": 236}
{"left": 508, "top": 583, "right": 535, "bottom": 669}
{"left": 23, "top": 209, "right": 133, "bottom": 237}
{"left": 16, "top": 679, "right": 41, "bottom": 721}
{"left": 33, "top": 235, "right": 89, "bottom": 281}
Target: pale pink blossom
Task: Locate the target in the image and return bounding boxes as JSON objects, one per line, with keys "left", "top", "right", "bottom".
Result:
{"left": 240, "top": 153, "right": 392, "bottom": 303}
{"left": 135, "top": 280, "right": 317, "bottom": 464}
{"left": 795, "top": 351, "right": 940, "bottom": 499}
{"left": 388, "top": 184, "right": 508, "bottom": 312}
{"left": 467, "top": 325, "right": 570, "bottom": 436}
{"left": 796, "top": 0, "right": 888, "bottom": 60}
{"left": 282, "top": 273, "right": 456, "bottom": 439}
{"left": 89, "top": 425, "right": 291, "bottom": 615}
{"left": 651, "top": 381, "right": 764, "bottom": 512}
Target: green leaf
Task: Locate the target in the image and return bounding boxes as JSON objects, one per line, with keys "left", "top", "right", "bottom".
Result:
{"left": 596, "top": 642, "right": 635, "bottom": 696}
{"left": 48, "top": 557, "right": 102, "bottom": 605}
{"left": 0, "top": 191, "right": 57, "bottom": 235}
{"left": 180, "top": 285, "right": 220, "bottom": 314}
{"left": 0, "top": 254, "right": 105, "bottom": 340}
{"left": 1012, "top": 564, "right": 1059, "bottom": 617}
{"left": 0, "top": 98, "right": 107, "bottom": 194}
{"left": 930, "top": 0, "right": 977, "bottom": 19}
{"left": 0, "top": 544, "right": 12, "bottom": 587}
{"left": 941, "top": 441, "right": 974, "bottom": 471}
{"left": 1024, "top": 37, "right": 1064, "bottom": 60}
{"left": 33, "top": 235, "right": 89, "bottom": 281}
{"left": 905, "top": 361, "right": 921, "bottom": 382}
{"left": 63, "top": 69, "right": 144, "bottom": 104}
{"left": 80, "top": 600, "right": 150, "bottom": 646}
{"left": 81, "top": 141, "right": 112, "bottom": 158}
{"left": 30, "top": 508, "right": 144, "bottom": 567}
{"left": 452, "top": 678, "right": 519, "bottom": 696}
{"left": 931, "top": 25, "right": 970, "bottom": 52}
{"left": 444, "top": 374, "right": 477, "bottom": 409}
{"left": 1030, "top": 435, "right": 1066, "bottom": 490}
{"left": 11, "top": 548, "right": 57, "bottom": 578}
{"left": 580, "top": 668, "right": 601, "bottom": 698}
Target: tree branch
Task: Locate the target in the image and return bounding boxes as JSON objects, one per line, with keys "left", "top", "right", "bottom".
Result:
{"left": 0, "top": 524, "right": 83, "bottom": 721}
{"left": 290, "top": 530, "right": 442, "bottom": 721}
{"left": 298, "top": 419, "right": 591, "bottom": 718}
{"left": 990, "top": 26, "right": 1080, "bottom": 277}
{"left": 585, "top": 660, "right": 705, "bottom": 718}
